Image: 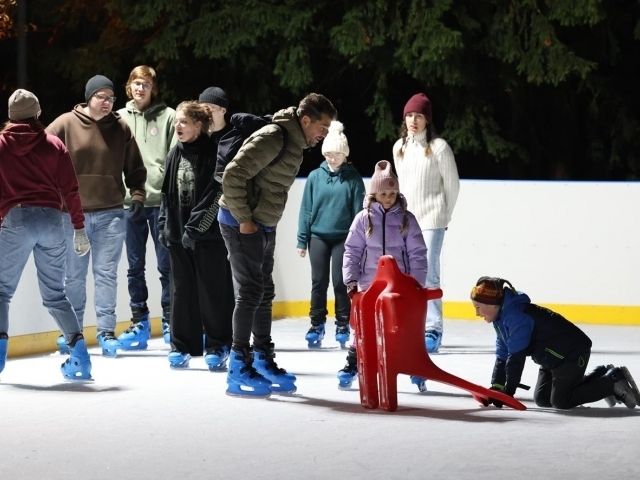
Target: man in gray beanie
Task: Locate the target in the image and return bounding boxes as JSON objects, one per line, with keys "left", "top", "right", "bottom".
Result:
{"left": 46, "top": 75, "right": 147, "bottom": 358}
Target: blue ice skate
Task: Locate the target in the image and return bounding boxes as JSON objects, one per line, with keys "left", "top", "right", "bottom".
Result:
{"left": 0, "top": 334, "right": 8, "bottom": 374}
{"left": 60, "top": 337, "right": 92, "bottom": 380}
{"left": 117, "top": 319, "right": 150, "bottom": 350}
{"left": 162, "top": 307, "right": 171, "bottom": 344}
{"left": 205, "top": 346, "right": 230, "bottom": 371}
{"left": 426, "top": 330, "right": 442, "bottom": 353}
{"left": 168, "top": 350, "right": 191, "bottom": 369}
{"left": 253, "top": 343, "right": 297, "bottom": 393}
{"left": 305, "top": 323, "right": 325, "bottom": 349}
{"left": 226, "top": 348, "right": 272, "bottom": 398}
{"left": 56, "top": 334, "right": 69, "bottom": 355}
{"left": 337, "top": 364, "right": 357, "bottom": 390}
{"left": 335, "top": 324, "right": 350, "bottom": 349}
{"left": 97, "top": 332, "right": 120, "bottom": 357}
{"left": 410, "top": 376, "right": 428, "bottom": 393}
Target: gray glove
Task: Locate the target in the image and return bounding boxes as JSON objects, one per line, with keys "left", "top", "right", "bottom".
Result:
{"left": 73, "top": 228, "right": 90, "bottom": 256}
{"left": 182, "top": 231, "right": 196, "bottom": 250}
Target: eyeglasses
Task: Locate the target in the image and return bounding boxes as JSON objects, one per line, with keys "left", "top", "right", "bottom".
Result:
{"left": 132, "top": 81, "right": 152, "bottom": 90}
{"left": 324, "top": 152, "right": 345, "bottom": 160}
{"left": 94, "top": 94, "right": 117, "bottom": 103}
{"left": 173, "top": 118, "right": 191, "bottom": 127}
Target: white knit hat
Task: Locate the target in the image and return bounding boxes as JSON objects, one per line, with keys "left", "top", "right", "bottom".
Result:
{"left": 8, "top": 89, "right": 41, "bottom": 121}
{"left": 321, "top": 120, "right": 349, "bottom": 156}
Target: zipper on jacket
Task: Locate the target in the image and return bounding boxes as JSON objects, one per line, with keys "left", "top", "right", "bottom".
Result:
{"left": 381, "top": 210, "right": 386, "bottom": 254}
{"left": 544, "top": 348, "right": 565, "bottom": 360}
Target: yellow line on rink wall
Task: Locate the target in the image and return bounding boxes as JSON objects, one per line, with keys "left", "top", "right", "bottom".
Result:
{"left": 6, "top": 301, "right": 639, "bottom": 360}
{"left": 444, "top": 302, "right": 640, "bottom": 326}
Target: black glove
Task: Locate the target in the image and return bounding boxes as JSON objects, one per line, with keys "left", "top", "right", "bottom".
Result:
{"left": 481, "top": 385, "right": 513, "bottom": 408}
{"left": 182, "top": 231, "right": 196, "bottom": 250}
{"left": 129, "top": 200, "right": 144, "bottom": 220}
{"left": 346, "top": 281, "right": 358, "bottom": 299}
{"left": 158, "top": 232, "right": 168, "bottom": 249}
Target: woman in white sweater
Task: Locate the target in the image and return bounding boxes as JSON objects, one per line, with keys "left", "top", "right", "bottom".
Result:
{"left": 393, "top": 93, "right": 460, "bottom": 354}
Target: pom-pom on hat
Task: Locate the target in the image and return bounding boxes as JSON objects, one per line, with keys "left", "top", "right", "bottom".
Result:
{"left": 368, "top": 160, "right": 399, "bottom": 194}
{"left": 85, "top": 75, "right": 115, "bottom": 102}
{"left": 198, "top": 87, "right": 228, "bottom": 109}
{"left": 321, "top": 120, "right": 349, "bottom": 156}
{"left": 403, "top": 93, "right": 432, "bottom": 124}
{"left": 470, "top": 277, "right": 507, "bottom": 305}
{"left": 8, "top": 89, "right": 41, "bottom": 120}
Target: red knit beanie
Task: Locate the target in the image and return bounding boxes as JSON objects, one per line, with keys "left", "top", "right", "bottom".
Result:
{"left": 403, "top": 93, "right": 432, "bottom": 124}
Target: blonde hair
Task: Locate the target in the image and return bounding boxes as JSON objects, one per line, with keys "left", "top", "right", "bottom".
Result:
{"left": 365, "top": 193, "right": 409, "bottom": 237}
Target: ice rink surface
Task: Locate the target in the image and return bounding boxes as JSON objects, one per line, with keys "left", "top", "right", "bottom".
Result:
{"left": 1, "top": 318, "right": 639, "bottom": 480}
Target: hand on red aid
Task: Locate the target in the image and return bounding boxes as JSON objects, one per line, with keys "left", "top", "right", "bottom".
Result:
{"left": 481, "top": 385, "right": 513, "bottom": 408}
{"left": 347, "top": 281, "right": 358, "bottom": 299}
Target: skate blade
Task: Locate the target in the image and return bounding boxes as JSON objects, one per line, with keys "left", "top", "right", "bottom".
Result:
{"left": 621, "top": 367, "right": 640, "bottom": 405}
{"left": 225, "top": 385, "right": 271, "bottom": 398}
{"left": 63, "top": 374, "right": 94, "bottom": 383}
{"left": 119, "top": 342, "right": 148, "bottom": 351}
{"left": 270, "top": 385, "right": 297, "bottom": 394}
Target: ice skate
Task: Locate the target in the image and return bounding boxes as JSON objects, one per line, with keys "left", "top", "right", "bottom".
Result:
{"left": 226, "top": 347, "right": 272, "bottom": 398}
{"left": 205, "top": 346, "right": 230, "bottom": 371}
{"left": 253, "top": 343, "right": 296, "bottom": 394}
{"left": 335, "top": 323, "right": 350, "bottom": 349}
{"left": 425, "top": 330, "right": 442, "bottom": 353}
{"left": 168, "top": 350, "right": 191, "bottom": 369}
{"left": 337, "top": 364, "right": 357, "bottom": 390}
{"left": 60, "top": 336, "right": 92, "bottom": 381}
{"left": 606, "top": 367, "right": 637, "bottom": 409}
{"left": 305, "top": 323, "right": 325, "bottom": 349}
{"left": 97, "top": 331, "right": 120, "bottom": 357}
{"left": 162, "top": 307, "right": 171, "bottom": 344}
{"left": 56, "top": 334, "right": 69, "bottom": 355}
{"left": 620, "top": 366, "right": 640, "bottom": 405}
{"left": 0, "top": 333, "right": 8, "bottom": 375}
{"left": 410, "top": 376, "right": 428, "bottom": 393}
{"left": 117, "top": 307, "right": 150, "bottom": 350}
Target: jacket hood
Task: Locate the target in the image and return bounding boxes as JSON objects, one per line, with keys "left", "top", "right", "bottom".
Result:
{"left": 0, "top": 123, "right": 46, "bottom": 156}
{"left": 123, "top": 99, "right": 168, "bottom": 116}
{"left": 362, "top": 191, "right": 408, "bottom": 211}
{"left": 498, "top": 288, "right": 531, "bottom": 319}
{"left": 319, "top": 161, "right": 359, "bottom": 183}
{"left": 272, "top": 106, "right": 307, "bottom": 149}
{"left": 71, "top": 104, "right": 121, "bottom": 125}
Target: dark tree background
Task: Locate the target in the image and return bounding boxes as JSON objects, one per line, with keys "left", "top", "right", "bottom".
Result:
{"left": 1, "top": 0, "right": 639, "bottom": 180}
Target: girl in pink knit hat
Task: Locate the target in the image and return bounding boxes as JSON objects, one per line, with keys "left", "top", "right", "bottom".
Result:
{"left": 337, "top": 160, "right": 428, "bottom": 390}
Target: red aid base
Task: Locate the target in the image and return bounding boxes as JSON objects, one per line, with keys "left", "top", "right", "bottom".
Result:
{"left": 351, "top": 255, "right": 526, "bottom": 412}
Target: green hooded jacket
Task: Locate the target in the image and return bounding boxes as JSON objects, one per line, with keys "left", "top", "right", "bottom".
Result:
{"left": 118, "top": 100, "right": 176, "bottom": 207}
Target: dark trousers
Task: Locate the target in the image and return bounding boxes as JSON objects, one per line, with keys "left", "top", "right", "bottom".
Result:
{"left": 533, "top": 351, "right": 615, "bottom": 409}
{"left": 220, "top": 225, "right": 275, "bottom": 350}
{"left": 125, "top": 207, "right": 170, "bottom": 309}
{"left": 308, "top": 237, "right": 350, "bottom": 324}
{"left": 168, "top": 242, "right": 234, "bottom": 356}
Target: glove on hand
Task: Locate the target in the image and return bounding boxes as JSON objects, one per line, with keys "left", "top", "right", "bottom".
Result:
{"left": 481, "top": 385, "right": 513, "bottom": 408}
{"left": 158, "top": 232, "right": 168, "bottom": 249}
{"left": 129, "top": 200, "right": 144, "bottom": 220}
{"left": 73, "top": 228, "right": 91, "bottom": 257}
{"left": 182, "top": 231, "right": 196, "bottom": 250}
{"left": 346, "top": 281, "right": 358, "bottom": 299}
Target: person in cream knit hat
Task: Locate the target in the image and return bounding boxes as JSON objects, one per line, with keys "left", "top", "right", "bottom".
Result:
{"left": 393, "top": 93, "right": 460, "bottom": 354}
{"left": 298, "top": 120, "right": 365, "bottom": 349}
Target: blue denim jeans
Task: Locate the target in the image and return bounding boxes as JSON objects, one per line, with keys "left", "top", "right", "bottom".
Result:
{"left": 125, "top": 206, "right": 170, "bottom": 310}
{"left": 63, "top": 209, "right": 125, "bottom": 334}
{"left": 219, "top": 224, "right": 275, "bottom": 349}
{"left": 422, "top": 228, "right": 446, "bottom": 333}
{"left": 0, "top": 207, "right": 81, "bottom": 342}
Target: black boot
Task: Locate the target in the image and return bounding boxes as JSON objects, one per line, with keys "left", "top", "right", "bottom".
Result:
{"left": 584, "top": 364, "right": 616, "bottom": 407}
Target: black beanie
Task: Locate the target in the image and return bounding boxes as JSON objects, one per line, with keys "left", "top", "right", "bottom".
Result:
{"left": 85, "top": 75, "right": 115, "bottom": 102}
{"left": 198, "top": 87, "right": 228, "bottom": 109}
